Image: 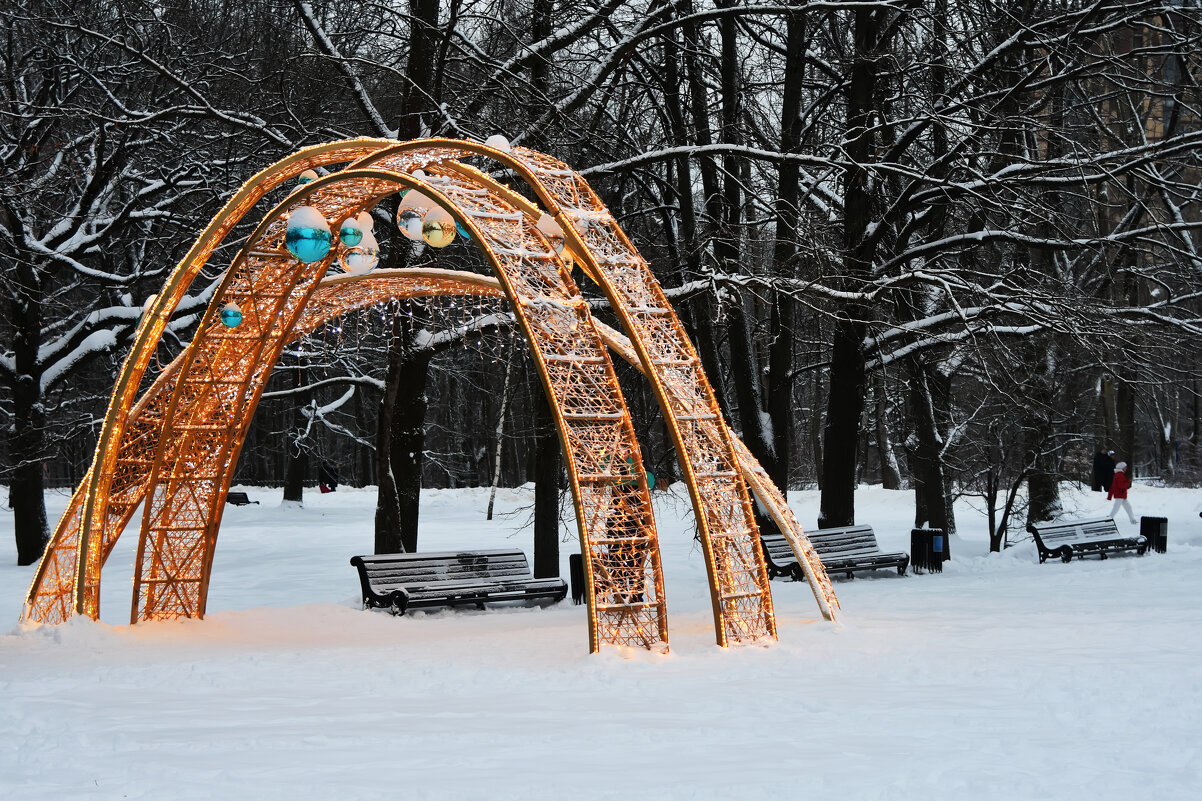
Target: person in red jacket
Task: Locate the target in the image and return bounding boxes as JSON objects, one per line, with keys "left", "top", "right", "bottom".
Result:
{"left": 1107, "top": 462, "right": 1138, "bottom": 524}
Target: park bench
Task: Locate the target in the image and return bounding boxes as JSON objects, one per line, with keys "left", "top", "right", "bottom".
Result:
{"left": 761, "top": 524, "right": 910, "bottom": 580}
{"left": 349, "top": 548, "right": 567, "bottom": 615}
{"left": 225, "top": 491, "right": 259, "bottom": 506}
{"left": 1027, "top": 518, "right": 1147, "bottom": 563}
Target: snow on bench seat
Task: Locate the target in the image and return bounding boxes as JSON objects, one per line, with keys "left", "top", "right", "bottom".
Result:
{"left": 1027, "top": 518, "right": 1147, "bottom": 564}
{"left": 761, "top": 524, "right": 909, "bottom": 580}
{"left": 350, "top": 548, "right": 567, "bottom": 614}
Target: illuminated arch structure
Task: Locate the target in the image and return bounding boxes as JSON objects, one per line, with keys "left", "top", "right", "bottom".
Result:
{"left": 23, "top": 138, "right": 838, "bottom": 652}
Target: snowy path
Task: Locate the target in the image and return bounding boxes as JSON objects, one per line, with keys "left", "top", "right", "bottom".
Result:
{"left": 3, "top": 484, "right": 1201, "bottom": 799}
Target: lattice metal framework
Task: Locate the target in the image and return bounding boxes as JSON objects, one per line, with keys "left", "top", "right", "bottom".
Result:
{"left": 23, "top": 140, "right": 392, "bottom": 626}
{"left": 23, "top": 138, "right": 837, "bottom": 653}
{"left": 351, "top": 140, "right": 836, "bottom": 640}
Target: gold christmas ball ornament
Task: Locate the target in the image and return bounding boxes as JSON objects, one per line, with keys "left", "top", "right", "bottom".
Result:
{"left": 422, "top": 206, "right": 457, "bottom": 248}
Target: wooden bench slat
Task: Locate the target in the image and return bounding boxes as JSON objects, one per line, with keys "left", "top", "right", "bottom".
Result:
{"left": 1028, "top": 518, "right": 1147, "bottom": 563}
{"left": 761, "top": 525, "right": 909, "bottom": 580}
{"left": 350, "top": 548, "right": 567, "bottom": 614}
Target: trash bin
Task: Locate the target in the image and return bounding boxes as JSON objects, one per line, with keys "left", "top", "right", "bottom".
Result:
{"left": 910, "top": 528, "right": 948, "bottom": 574}
{"left": 569, "top": 553, "right": 586, "bottom": 604}
{"left": 1140, "top": 516, "right": 1167, "bottom": 554}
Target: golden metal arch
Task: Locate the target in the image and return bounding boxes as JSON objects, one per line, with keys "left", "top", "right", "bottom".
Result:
{"left": 25, "top": 146, "right": 673, "bottom": 652}
{"left": 24, "top": 139, "right": 401, "bottom": 626}
{"left": 21, "top": 270, "right": 512, "bottom": 628}
{"left": 306, "top": 269, "right": 838, "bottom": 622}
{"left": 23, "top": 138, "right": 836, "bottom": 653}
{"left": 347, "top": 139, "right": 838, "bottom": 640}
{"left": 132, "top": 166, "right": 668, "bottom": 651}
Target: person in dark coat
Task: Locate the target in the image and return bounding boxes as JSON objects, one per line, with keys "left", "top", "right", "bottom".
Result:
{"left": 319, "top": 460, "right": 339, "bottom": 493}
{"left": 1092, "top": 449, "right": 1116, "bottom": 493}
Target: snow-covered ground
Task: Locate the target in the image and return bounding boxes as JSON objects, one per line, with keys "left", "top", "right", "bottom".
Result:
{"left": 3, "top": 481, "right": 1201, "bottom": 800}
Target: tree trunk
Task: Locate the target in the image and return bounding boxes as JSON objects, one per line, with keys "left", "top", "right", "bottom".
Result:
{"left": 374, "top": 344, "right": 403, "bottom": 553}
{"left": 9, "top": 258, "right": 48, "bottom": 565}
{"left": 390, "top": 344, "right": 433, "bottom": 554}
{"left": 375, "top": 304, "right": 433, "bottom": 554}
{"left": 809, "top": 368, "right": 824, "bottom": 489}
{"left": 907, "top": 359, "right": 955, "bottom": 535}
{"left": 282, "top": 365, "right": 310, "bottom": 503}
{"left": 1026, "top": 461, "right": 1061, "bottom": 525}
{"left": 766, "top": 4, "right": 807, "bottom": 495}
{"left": 819, "top": 9, "right": 880, "bottom": 528}
{"left": 532, "top": 385, "right": 560, "bottom": 578}
{"left": 820, "top": 315, "right": 867, "bottom": 528}
{"left": 371, "top": 0, "right": 438, "bottom": 548}
{"left": 486, "top": 350, "right": 514, "bottom": 520}
{"left": 680, "top": 0, "right": 730, "bottom": 415}
{"left": 9, "top": 267, "right": 49, "bottom": 566}
{"left": 875, "top": 372, "right": 902, "bottom": 490}
{"left": 713, "top": 0, "right": 764, "bottom": 452}
{"left": 398, "top": 0, "right": 439, "bottom": 139}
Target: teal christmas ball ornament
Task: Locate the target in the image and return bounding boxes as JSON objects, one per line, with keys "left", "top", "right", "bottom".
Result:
{"left": 220, "top": 301, "right": 243, "bottom": 328}
{"left": 285, "top": 206, "right": 332, "bottom": 262}
{"left": 339, "top": 219, "right": 364, "bottom": 247}
{"left": 456, "top": 220, "right": 472, "bottom": 240}
{"left": 297, "top": 169, "right": 318, "bottom": 184}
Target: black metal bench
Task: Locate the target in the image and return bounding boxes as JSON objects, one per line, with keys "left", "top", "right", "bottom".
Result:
{"left": 225, "top": 491, "right": 259, "bottom": 506}
{"left": 761, "top": 524, "right": 909, "bottom": 580}
{"left": 349, "top": 548, "right": 568, "bottom": 615}
{"left": 1028, "top": 518, "right": 1147, "bottom": 563}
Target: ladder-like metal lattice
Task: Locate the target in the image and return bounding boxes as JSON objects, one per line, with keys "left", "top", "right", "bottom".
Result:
{"left": 23, "top": 140, "right": 393, "bottom": 624}
{"left": 23, "top": 138, "right": 837, "bottom": 652}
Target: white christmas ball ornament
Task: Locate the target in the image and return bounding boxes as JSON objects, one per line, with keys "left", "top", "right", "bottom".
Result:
{"left": 341, "top": 229, "right": 380, "bottom": 274}
{"left": 484, "top": 134, "right": 511, "bottom": 152}
{"left": 398, "top": 190, "right": 432, "bottom": 213}
{"left": 397, "top": 191, "right": 433, "bottom": 241}
{"left": 536, "top": 213, "right": 566, "bottom": 253}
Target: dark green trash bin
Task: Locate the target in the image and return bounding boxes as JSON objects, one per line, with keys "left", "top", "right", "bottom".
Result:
{"left": 1140, "top": 516, "right": 1167, "bottom": 554}
{"left": 569, "top": 553, "right": 586, "bottom": 604}
{"left": 910, "top": 528, "right": 948, "bottom": 573}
